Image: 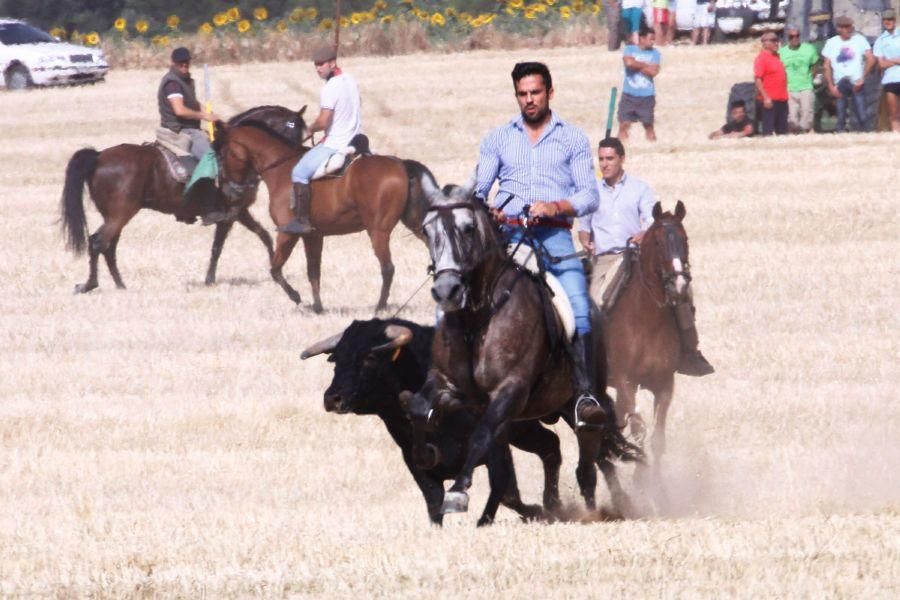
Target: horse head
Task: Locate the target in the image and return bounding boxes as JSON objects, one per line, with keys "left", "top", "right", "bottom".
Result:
{"left": 421, "top": 176, "right": 499, "bottom": 313}
{"left": 645, "top": 200, "right": 691, "bottom": 304}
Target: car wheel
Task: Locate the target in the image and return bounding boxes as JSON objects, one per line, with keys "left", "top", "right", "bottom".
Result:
{"left": 5, "top": 65, "right": 31, "bottom": 91}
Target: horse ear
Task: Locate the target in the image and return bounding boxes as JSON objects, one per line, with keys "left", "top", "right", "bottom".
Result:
{"left": 675, "top": 200, "right": 686, "bottom": 221}
{"left": 652, "top": 201, "right": 662, "bottom": 221}
{"left": 461, "top": 167, "right": 478, "bottom": 198}
{"left": 297, "top": 105, "right": 307, "bottom": 118}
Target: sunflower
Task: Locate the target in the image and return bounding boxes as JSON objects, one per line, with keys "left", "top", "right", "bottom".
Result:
{"left": 85, "top": 32, "right": 100, "bottom": 45}
{"left": 319, "top": 18, "right": 334, "bottom": 30}
{"left": 431, "top": 13, "right": 445, "bottom": 26}
{"left": 339, "top": 16, "right": 350, "bottom": 27}
{"left": 351, "top": 12, "right": 363, "bottom": 25}
{"left": 380, "top": 14, "right": 394, "bottom": 24}
{"left": 166, "top": 14, "right": 179, "bottom": 29}
{"left": 135, "top": 20, "right": 149, "bottom": 34}
{"left": 237, "top": 19, "right": 251, "bottom": 33}
{"left": 227, "top": 8, "right": 240, "bottom": 22}
{"left": 152, "top": 34, "right": 169, "bottom": 46}
{"left": 213, "top": 13, "right": 228, "bottom": 27}
{"left": 305, "top": 8, "right": 318, "bottom": 20}
{"left": 591, "top": 3, "right": 601, "bottom": 14}
{"left": 276, "top": 19, "right": 287, "bottom": 32}
{"left": 49, "top": 26, "right": 66, "bottom": 39}
{"left": 572, "top": 0, "right": 585, "bottom": 11}
{"left": 254, "top": 7, "right": 268, "bottom": 21}
{"left": 289, "top": 8, "right": 304, "bottom": 23}
{"left": 559, "top": 6, "right": 571, "bottom": 19}
{"left": 524, "top": 9, "right": 537, "bottom": 18}
{"left": 199, "top": 22, "right": 213, "bottom": 34}
{"left": 374, "top": 0, "right": 388, "bottom": 11}
{"left": 545, "top": 0, "right": 557, "bottom": 5}
{"left": 510, "top": 0, "right": 525, "bottom": 8}
{"left": 113, "top": 18, "right": 126, "bottom": 32}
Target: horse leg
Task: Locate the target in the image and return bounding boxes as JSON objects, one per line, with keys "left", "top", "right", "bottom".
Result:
{"left": 237, "top": 207, "right": 275, "bottom": 263}
{"left": 597, "top": 458, "right": 634, "bottom": 519}
{"left": 302, "top": 233, "right": 324, "bottom": 313}
{"left": 649, "top": 377, "right": 675, "bottom": 509}
{"left": 366, "top": 229, "right": 394, "bottom": 313}
{"left": 101, "top": 233, "right": 126, "bottom": 289}
{"left": 509, "top": 421, "right": 562, "bottom": 513}
{"left": 442, "top": 384, "right": 523, "bottom": 515}
{"left": 74, "top": 228, "right": 103, "bottom": 294}
{"left": 575, "top": 432, "right": 599, "bottom": 512}
{"left": 270, "top": 232, "right": 302, "bottom": 305}
{"left": 477, "top": 443, "right": 519, "bottom": 527}
{"left": 204, "top": 220, "right": 235, "bottom": 286}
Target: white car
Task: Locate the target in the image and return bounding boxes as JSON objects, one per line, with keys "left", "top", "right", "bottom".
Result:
{"left": 0, "top": 19, "right": 109, "bottom": 90}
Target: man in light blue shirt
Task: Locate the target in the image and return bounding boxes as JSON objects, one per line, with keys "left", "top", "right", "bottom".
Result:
{"left": 822, "top": 15, "right": 876, "bottom": 132}
{"left": 873, "top": 9, "right": 900, "bottom": 132}
{"left": 476, "top": 61, "right": 602, "bottom": 424}
{"left": 578, "top": 137, "right": 713, "bottom": 377}
{"left": 619, "top": 26, "right": 661, "bottom": 142}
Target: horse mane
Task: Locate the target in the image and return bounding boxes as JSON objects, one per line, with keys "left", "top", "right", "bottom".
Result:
{"left": 227, "top": 105, "right": 292, "bottom": 125}
{"left": 229, "top": 120, "right": 298, "bottom": 149}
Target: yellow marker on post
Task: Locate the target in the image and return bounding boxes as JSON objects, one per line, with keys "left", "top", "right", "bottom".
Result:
{"left": 204, "top": 63, "right": 214, "bottom": 141}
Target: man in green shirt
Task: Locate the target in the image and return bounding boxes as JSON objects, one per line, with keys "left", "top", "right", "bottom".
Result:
{"left": 778, "top": 25, "right": 820, "bottom": 133}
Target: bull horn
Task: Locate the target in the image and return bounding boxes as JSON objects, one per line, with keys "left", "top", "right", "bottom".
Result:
{"left": 371, "top": 324, "right": 413, "bottom": 353}
{"left": 300, "top": 331, "right": 343, "bottom": 360}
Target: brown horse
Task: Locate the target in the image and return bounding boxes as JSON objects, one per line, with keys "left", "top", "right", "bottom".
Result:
{"left": 406, "top": 183, "right": 641, "bottom": 523}
{"left": 601, "top": 200, "right": 693, "bottom": 496}
{"left": 212, "top": 121, "right": 427, "bottom": 312}
{"left": 59, "top": 105, "right": 306, "bottom": 293}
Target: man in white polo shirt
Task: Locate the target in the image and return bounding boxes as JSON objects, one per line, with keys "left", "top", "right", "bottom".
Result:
{"left": 279, "top": 45, "right": 362, "bottom": 236}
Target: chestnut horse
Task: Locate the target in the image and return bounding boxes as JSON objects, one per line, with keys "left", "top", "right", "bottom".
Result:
{"left": 212, "top": 121, "right": 424, "bottom": 312}
{"left": 60, "top": 105, "right": 306, "bottom": 293}
{"left": 601, "top": 201, "right": 694, "bottom": 497}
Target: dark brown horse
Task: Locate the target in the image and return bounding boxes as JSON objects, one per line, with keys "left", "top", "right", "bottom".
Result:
{"left": 407, "top": 183, "right": 641, "bottom": 523}
{"left": 212, "top": 122, "right": 429, "bottom": 312}
{"left": 60, "top": 105, "right": 307, "bottom": 293}
{"left": 601, "top": 201, "right": 693, "bottom": 496}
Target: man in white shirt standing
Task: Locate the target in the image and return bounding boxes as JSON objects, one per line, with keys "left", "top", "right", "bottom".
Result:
{"left": 822, "top": 15, "right": 876, "bottom": 133}
{"left": 279, "top": 46, "right": 362, "bottom": 236}
{"left": 579, "top": 137, "right": 713, "bottom": 376}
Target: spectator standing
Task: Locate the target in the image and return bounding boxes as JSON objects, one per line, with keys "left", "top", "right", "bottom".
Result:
{"left": 873, "top": 9, "right": 900, "bottom": 132}
{"left": 619, "top": 26, "right": 661, "bottom": 141}
{"left": 651, "top": 0, "right": 670, "bottom": 45}
{"left": 709, "top": 100, "right": 754, "bottom": 139}
{"left": 667, "top": 0, "right": 677, "bottom": 45}
{"left": 778, "top": 25, "right": 820, "bottom": 133}
{"left": 622, "top": 0, "right": 645, "bottom": 45}
{"left": 822, "top": 15, "right": 876, "bottom": 132}
{"left": 754, "top": 32, "right": 790, "bottom": 135}
{"left": 692, "top": 0, "right": 716, "bottom": 45}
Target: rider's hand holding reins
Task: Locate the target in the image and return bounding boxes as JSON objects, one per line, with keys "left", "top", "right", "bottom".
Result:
{"left": 530, "top": 200, "right": 575, "bottom": 218}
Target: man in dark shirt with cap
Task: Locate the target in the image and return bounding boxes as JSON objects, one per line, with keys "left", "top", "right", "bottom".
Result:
{"left": 158, "top": 47, "right": 221, "bottom": 161}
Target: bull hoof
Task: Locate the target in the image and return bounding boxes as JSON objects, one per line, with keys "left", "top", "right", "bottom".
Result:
{"left": 441, "top": 491, "right": 469, "bottom": 514}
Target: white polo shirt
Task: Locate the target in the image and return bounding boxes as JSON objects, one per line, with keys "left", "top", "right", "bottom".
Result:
{"left": 320, "top": 72, "right": 361, "bottom": 150}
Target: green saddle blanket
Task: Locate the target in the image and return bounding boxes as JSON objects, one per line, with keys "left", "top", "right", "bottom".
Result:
{"left": 183, "top": 150, "right": 218, "bottom": 198}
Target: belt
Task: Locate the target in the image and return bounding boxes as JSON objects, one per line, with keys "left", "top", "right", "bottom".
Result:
{"left": 501, "top": 216, "right": 572, "bottom": 230}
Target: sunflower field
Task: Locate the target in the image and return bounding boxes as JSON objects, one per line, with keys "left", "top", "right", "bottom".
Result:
{"left": 16, "top": 1, "right": 612, "bottom": 67}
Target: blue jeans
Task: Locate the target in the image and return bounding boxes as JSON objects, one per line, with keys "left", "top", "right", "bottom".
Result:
{"left": 836, "top": 77, "right": 868, "bottom": 132}
{"left": 291, "top": 144, "right": 339, "bottom": 184}
{"left": 507, "top": 227, "right": 591, "bottom": 335}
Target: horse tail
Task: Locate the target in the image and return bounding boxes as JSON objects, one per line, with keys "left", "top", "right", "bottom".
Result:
{"left": 400, "top": 159, "right": 437, "bottom": 236}
{"left": 599, "top": 392, "right": 645, "bottom": 463}
{"left": 60, "top": 148, "right": 99, "bottom": 255}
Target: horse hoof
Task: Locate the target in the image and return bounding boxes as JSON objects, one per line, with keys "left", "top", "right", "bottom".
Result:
{"left": 204, "top": 276, "right": 216, "bottom": 286}
{"left": 73, "top": 283, "right": 94, "bottom": 295}
{"left": 288, "top": 292, "right": 301, "bottom": 305}
{"left": 441, "top": 491, "right": 469, "bottom": 514}
{"left": 312, "top": 302, "right": 324, "bottom": 314}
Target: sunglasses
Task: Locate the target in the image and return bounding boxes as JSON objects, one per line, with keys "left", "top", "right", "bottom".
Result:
{"left": 787, "top": 33, "right": 800, "bottom": 38}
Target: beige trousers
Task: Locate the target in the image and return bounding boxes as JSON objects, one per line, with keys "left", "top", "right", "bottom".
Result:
{"left": 589, "top": 253, "right": 625, "bottom": 310}
{"left": 788, "top": 89, "right": 814, "bottom": 132}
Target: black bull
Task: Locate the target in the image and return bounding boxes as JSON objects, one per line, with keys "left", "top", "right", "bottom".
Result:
{"left": 301, "top": 318, "right": 564, "bottom": 526}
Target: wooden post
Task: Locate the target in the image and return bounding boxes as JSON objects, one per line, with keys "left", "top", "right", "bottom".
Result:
{"left": 334, "top": 0, "right": 342, "bottom": 58}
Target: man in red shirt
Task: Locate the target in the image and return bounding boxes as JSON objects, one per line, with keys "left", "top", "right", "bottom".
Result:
{"left": 754, "top": 32, "right": 789, "bottom": 135}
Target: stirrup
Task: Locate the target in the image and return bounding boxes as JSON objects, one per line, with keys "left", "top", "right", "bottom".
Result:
{"left": 574, "top": 393, "right": 602, "bottom": 431}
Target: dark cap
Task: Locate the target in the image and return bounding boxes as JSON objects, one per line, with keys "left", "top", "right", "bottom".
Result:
{"left": 171, "top": 47, "right": 191, "bottom": 63}
{"left": 833, "top": 15, "right": 853, "bottom": 27}
{"left": 883, "top": 9, "right": 896, "bottom": 19}
{"left": 311, "top": 45, "right": 337, "bottom": 64}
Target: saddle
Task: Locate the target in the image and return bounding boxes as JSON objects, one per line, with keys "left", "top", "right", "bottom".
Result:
{"left": 507, "top": 243, "right": 576, "bottom": 341}
{"left": 152, "top": 127, "right": 198, "bottom": 183}
{"left": 310, "top": 133, "right": 371, "bottom": 180}
{"left": 589, "top": 246, "right": 635, "bottom": 315}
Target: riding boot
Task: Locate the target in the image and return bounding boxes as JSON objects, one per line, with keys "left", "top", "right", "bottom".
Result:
{"left": 569, "top": 331, "right": 608, "bottom": 429}
{"left": 674, "top": 302, "right": 715, "bottom": 376}
{"left": 277, "top": 182, "right": 316, "bottom": 235}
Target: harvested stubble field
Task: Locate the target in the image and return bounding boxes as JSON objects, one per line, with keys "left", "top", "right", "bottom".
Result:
{"left": 1, "top": 40, "right": 898, "bottom": 597}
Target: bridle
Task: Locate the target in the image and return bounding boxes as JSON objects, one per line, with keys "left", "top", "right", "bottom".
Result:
{"left": 422, "top": 201, "right": 481, "bottom": 281}
{"left": 636, "top": 219, "right": 691, "bottom": 308}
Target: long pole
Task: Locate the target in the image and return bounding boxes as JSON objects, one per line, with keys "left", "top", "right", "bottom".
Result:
{"left": 334, "top": 0, "right": 342, "bottom": 58}
{"left": 605, "top": 86, "right": 618, "bottom": 139}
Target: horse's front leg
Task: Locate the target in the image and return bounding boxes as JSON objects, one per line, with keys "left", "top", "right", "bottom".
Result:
{"left": 442, "top": 383, "right": 524, "bottom": 516}
{"left": 205, "top": 220, "right": 234, "bottom": 285}
{"left": 302, "top": 233, "right": 324, "bottom": 313}
{"left": 270, "top": 232, "right": 302, "bottom": 305}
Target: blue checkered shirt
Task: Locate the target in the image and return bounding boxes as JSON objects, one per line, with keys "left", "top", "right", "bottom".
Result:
{"left": 475, "top": 112, "right": 599, "bottom": 220}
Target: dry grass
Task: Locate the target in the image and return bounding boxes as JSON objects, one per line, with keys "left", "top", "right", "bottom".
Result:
{"left": 1, "top": 41, "right": 898, "bottom": 597}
